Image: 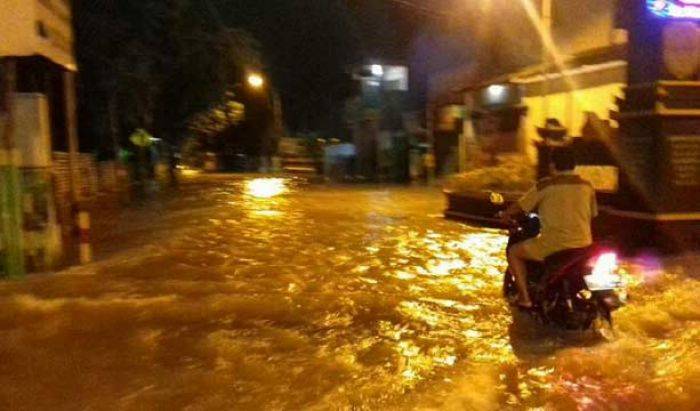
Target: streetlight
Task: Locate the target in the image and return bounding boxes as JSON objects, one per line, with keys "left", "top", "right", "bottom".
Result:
{"left": 243, "top": 71, "right": 280, "bottom": 172}
{"left": 247, "top": 73, "right": 265, "bottom": 90}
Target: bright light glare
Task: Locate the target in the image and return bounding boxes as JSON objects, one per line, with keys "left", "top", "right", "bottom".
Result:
{"left": 247, "top": 73, "right": 265, "bottom": 89}
{"left": 485, "top": 84, "right": 508, "bottom": 104}
{"left": 370, "top": 64, "right": 384, "bottom": 77}
{"left": 652, "top": 0, "right": 667, "bottom": 10}
{"left": 180, "top": 167, "right": 201, "bottom": 177}
{"left": 648, "top": 0, "right": 700, "bottom": 18}
{"left": 586, "top": 253, "right": 622, "bottom": 291}
{"left": 246, "top": 178, "right": 287, "bottom": 198}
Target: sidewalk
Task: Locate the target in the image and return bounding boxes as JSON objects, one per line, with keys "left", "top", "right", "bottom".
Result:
{"left": 61, "top": 184, "right": 186, "bottom": 267}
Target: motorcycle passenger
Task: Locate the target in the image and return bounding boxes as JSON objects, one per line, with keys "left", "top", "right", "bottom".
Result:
{"left": 500, "top": 146, "right": 598, "bottom": 309}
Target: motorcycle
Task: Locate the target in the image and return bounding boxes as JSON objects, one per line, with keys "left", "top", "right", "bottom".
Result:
{"left": 502, "top": 213, "right": 628, "bottom": 332}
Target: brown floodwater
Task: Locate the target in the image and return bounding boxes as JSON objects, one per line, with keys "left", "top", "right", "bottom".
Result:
{"left": 0, "top": 175, "right": 698, "bottom": 410}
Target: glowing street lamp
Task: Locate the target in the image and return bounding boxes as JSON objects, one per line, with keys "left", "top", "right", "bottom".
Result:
{"left": 370, "top": 64, "right": 384, "bottom": 77}
{"left": 247, "top": 73, "right": 265, "bottom": 89}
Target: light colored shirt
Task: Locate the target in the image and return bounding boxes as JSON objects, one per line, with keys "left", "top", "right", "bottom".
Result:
{"left": 518, "top": 172, "right": 598, "bottom": 252}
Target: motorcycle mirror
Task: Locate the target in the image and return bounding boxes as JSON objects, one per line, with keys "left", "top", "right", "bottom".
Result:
{"left": 489, "top": 192, "right": 505, "bottom": 205}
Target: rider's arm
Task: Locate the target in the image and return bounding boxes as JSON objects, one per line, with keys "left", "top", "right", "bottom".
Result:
{"left": 517, "top": 186, "right": 543, "bottom": 214}
{"left": 590, "top": 187, "right": 599, "bottom": 219}
{"left": 501, "top": 185, "right": 542, "bottom": 221}
{"left": 501, "top": 202, "right": 523, "bottom": 221}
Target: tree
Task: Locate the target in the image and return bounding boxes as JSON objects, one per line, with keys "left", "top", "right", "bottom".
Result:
{"left": 73, "top": 0, "right": 263, "bottom": 157}
{"left": 187, "top": 93, "right": 246, "bottom": 138}
{"left": 213, "top": 0, "right": 361, "bottom": 137}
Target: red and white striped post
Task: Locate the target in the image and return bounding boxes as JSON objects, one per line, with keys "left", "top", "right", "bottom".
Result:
{"left": 77, "top": 210, "right": 92, "bottom": 264}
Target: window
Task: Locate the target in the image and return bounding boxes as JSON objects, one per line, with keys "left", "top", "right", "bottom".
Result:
{"left": 36, "top": 21, "right": 48, "bottom": 38}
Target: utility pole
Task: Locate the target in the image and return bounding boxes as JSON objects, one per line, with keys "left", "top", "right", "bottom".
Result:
{"left": 0, "top": 58, "right": 25, "bottom": 278}
{"left": 64, "top": 71, "right": 81, "bottom": 207}
{"left": 541, "top": 0, "right": 553, "bottom": 126}
{"left": 460, "top": 93, "right": 476, "bottom": 173}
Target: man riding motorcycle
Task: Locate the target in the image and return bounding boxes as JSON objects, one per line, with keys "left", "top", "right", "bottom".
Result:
{"left": 500, "top": 146, "right": 598, "bottom": 309}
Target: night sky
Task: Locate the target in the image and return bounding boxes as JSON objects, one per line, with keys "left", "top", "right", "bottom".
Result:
{"left": 212, "top": 0, "right": 430, "bottom": 134}
{"left": 73, "top": 0, "right": 467, "bottom": 148}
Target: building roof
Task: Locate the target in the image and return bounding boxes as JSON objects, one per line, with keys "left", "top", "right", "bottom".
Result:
{"left": 454, "top": 44, "right": 628, "bottom": 93}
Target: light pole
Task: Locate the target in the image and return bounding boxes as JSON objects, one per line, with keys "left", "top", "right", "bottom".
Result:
{"left": 541, "top": 0, "right": 553, "bottom": 127}
{"left": 243, "top": 72, "right": 280, "bottom": 172}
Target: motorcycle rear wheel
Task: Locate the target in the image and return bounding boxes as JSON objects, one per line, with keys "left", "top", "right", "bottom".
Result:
{"left": 592, "top": 316, "right": 616, "bottom": 340}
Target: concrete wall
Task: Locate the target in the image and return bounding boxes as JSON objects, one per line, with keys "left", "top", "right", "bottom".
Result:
{"left": 0, "top": 0, "right": 75, "bottom": 69}
{"left": 0, "top": 0, "right": 36, "bottom": 58}
{"left": 34, "top": 0, "right": 75, "bottom": 68}
{"left": 518, "top": 61, "right": 627, "bottom": 162}
{"left": 521, "top": 82, "right": 624, "bottom": 162}
{"left": 14, "top": 93, "right": 52, "bottom": 168}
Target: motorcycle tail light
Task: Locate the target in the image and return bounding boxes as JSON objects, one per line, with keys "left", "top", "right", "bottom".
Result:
{"left": 585, "top": 252, "right": 623, "bottom": 291}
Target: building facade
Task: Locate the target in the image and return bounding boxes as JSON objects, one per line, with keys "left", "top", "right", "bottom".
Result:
{"left": 1, "top": 0, "right": 80, "bottom": 273}
{"left": 346, "top": 62, "right": 412, "bottom": 182}
{"left": 427, "top": 0, "right": 624, "bottom": 167}
{"left": 436, "top": 0, "right": 700, "bottom": 249}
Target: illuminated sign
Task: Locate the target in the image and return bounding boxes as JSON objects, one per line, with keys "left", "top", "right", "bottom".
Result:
{"left": 649, "top": 0, "right": 700, "bottom": 19}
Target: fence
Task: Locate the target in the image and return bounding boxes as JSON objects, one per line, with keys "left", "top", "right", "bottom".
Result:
{"left": 49, "top": 152, "right": 129, "bottom": 269}
{"left": 52, "top": 152, "right": 128, "bottom": 204}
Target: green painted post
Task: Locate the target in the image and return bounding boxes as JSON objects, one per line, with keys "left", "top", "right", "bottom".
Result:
{"left": 0, "top": 59, "right": 25, "bottom": 279}
{"left": 0, "top": 163, "right": 25, "bottom": 279}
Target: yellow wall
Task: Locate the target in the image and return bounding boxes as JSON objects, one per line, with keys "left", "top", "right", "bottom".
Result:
{"left": 35, "top": 0, "right": 75, "bottom": 69}
{"left": 0, "top": 0, "right": 35, "bottom": 58}
{"left": 0, "top": 0, "right": 75, "bottom": 69}
{"left": 521, "top": 83, "right": 624, "bottom": 162}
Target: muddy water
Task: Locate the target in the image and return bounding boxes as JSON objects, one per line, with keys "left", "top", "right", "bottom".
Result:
{"left": 0, "top": 176, "right": 698, "bottom": 410}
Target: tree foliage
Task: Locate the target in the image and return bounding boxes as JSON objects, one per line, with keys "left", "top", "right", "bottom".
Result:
{"left": 211, "top": 0, "right": 361, "bottom": 136}
{"left": 74, "top": 0, "right": 262, "bottom": 156}
{"left": 187, "top": 92, "right": 245, "bottom": 138}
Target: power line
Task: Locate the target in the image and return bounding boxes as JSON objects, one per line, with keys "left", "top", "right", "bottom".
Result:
{"left": 385, "top": 0, "right": 451, "bottom": 18}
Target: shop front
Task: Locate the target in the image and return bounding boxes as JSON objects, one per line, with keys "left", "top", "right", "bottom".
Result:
{"left": 439, "top": 1, "right": 700, "bottom": 250}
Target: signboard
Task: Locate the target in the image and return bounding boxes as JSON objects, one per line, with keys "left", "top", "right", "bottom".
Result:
{"left": 668, "top": 135, "right": 700, "bottom": 187}
{"left": 14, "top": 94, "right": 52, "bottom": 168}
{"left": 0, "top": 0, "right": 76, "bottom": 70}
{"left": 663, "top": 21, "right": 700, "bottom": 79}
{"left": 649, "top": 1, "right": 700, "bottom": 19}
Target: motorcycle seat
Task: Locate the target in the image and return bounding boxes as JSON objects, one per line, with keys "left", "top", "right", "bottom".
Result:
{"left": 544, "top": 246, "right": 594, "bottom": 285}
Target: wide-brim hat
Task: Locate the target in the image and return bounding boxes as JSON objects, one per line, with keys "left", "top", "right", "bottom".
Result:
{"left": 537, "top": 118, "right": 567, "bottom": 140}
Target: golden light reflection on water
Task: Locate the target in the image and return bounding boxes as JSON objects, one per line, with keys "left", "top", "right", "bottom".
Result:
{"left": 241, "top": 178, "right": 292, "bottom": 220}
{"left": 206, "top": 182, "right": 697, "bottom": 408}
{"left": 245, "top": 178, "right": 289, "bottom": 198}
{"left": 4, "top": 177, "right": 699, "bottom": 411}
{"left": 373, "top": 226, "right": 520, "bottom": 393}
{"left": 249, "top": 209, "right": 284, "bottom": 218}
{"left": 213, "top": 189, "right": 700, "bottom": 409}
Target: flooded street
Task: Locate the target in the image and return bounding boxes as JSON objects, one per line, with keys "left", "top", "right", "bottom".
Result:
{"left": 0, "top": 175, "right": 698, "bottom": 410}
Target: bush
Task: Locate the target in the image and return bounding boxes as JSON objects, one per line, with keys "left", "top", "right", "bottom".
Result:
{"left": 444, "top": 155, "right": 535, "bottom": 194}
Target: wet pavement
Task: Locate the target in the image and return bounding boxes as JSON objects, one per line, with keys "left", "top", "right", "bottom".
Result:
{"left": 0, "top": 174, "right": 698, "bottom": 410}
